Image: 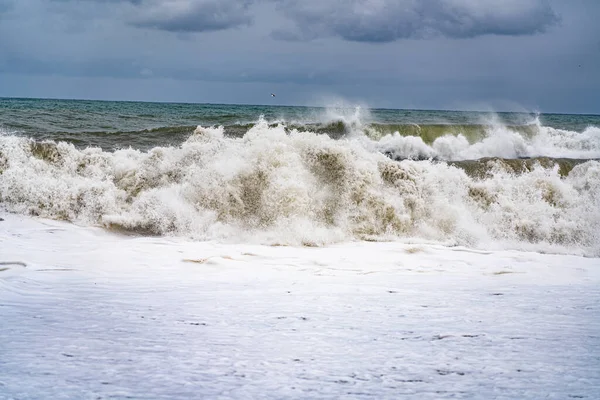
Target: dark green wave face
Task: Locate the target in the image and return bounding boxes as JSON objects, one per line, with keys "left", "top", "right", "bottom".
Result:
{"left": 364, "top": 123, "right": 540, "bottom": 143}
{"left": 3, "top": 122, "right": 546, "bottom": 151}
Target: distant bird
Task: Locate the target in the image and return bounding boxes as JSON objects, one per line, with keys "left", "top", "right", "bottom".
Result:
{"left": 270, "top": 93, "right": 276, "bottom": 97}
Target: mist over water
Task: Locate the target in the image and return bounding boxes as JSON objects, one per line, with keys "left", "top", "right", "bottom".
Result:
{"left": 1, "top": 98, "right": 599, "bottom": 255}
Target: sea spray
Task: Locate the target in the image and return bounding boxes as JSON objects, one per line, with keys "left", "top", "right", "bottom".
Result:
{"left": 1, "top": 120, "right": 598, "bottom": 255}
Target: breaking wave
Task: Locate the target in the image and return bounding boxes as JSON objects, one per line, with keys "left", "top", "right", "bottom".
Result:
{"left": 1, "top": 119, "right": 599, "bottom": 256}
{"left": 15, "top": 114, "right": 600, "bottom": 161}
{"left": 372, "top": 123, "right": 600, "bottom": 161}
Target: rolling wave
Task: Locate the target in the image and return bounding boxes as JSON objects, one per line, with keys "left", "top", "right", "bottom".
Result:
{"left": 1, "top": 120, "right": 599, "bottom": 256}
{"left": 7, "top": 116, "right": 599, "bottom": 160}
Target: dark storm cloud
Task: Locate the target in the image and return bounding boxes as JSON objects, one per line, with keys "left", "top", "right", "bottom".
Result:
{"left": 43, "top": 0, "right": 250, "bottom": 32}
{"left": 4, "top": 0, "right": 559, "bottom": 39}
{"left": 130, "top": 0, "right": 253, "bottom": 33}
{"left": 273, "top": 0, "right": 559, "bottom": 42}
{"left": 0, "top": 0, "right": 598, "bottom": 113}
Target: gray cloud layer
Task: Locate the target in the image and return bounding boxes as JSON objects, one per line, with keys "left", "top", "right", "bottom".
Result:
{"left": 14, "top": 0, "right": 560, "bottom": 40}
{"left": 274, "top": 0, "right": 559, "bottom": 42}
{"left": 1, "top": 0, "right": 598, "bottom": 113}
{"left": 130, "top": 0, "right": 253, "bottom": 33}
{"left": 0, "top": 0, "right": 14, "bottom": 13}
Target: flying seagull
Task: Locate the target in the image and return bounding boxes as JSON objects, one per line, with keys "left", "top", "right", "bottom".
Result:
{"left": 270, "top": 93, "right": 276, "bottom": 97}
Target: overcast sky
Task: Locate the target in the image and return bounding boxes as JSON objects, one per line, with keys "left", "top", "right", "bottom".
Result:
{"left": 0, "top": 0, "right": 598, "bottom": 113}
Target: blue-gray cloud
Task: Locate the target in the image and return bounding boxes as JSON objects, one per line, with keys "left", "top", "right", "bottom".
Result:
{"left": 0, "top": 0, "right": 14, "bottom": 14}
{"left": 3, "top": 0, "right": 560, "bottom": 40}
{"left": 130, "top": 0, "right": 253, "bottom": 33}
{"left": 1, "top": 0, "right": 598, "bottom": 114}
{"left": 0, "top": 52, "right": 344, "bottom": 85}
{"left": 274, "top": 0, "right": 559, "bottom": 42}
{"left": 48, "top": 0, "right": 141, "bottom": 3}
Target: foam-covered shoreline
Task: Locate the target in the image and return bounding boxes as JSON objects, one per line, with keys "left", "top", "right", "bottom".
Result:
{"left": 1, "top": 212, "right": 599, "bottom": 399}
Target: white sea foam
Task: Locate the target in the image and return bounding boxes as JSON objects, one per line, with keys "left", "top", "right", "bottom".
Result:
{"left": 370, "top": 123, "right": 600, "bottom": 161}
{"left": 1, "top": 120, "right": 598, "bottom": 255}
{"left": 0, "top": 213, "right": 599, "bottom": 399}
{"left": 3, "top": 103, "right": 598, "bottom": 398}
{"left": 0, "top": 126, "right": 16, "bottom": 136}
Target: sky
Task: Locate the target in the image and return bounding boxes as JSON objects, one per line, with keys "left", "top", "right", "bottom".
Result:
{"left": 0, "top": 0, "right": 598, "bottom": 113}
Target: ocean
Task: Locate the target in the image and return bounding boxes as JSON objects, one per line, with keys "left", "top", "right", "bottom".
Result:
{"left": 1, "top": 97, "right": 599, "bottom": 255}
{"left": 1, "top": 97, "right": 599, "bottom": 399}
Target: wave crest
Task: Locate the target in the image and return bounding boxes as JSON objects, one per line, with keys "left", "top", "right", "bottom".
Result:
{"left": 1, "top": 120, "right": 599, "bottom": 255}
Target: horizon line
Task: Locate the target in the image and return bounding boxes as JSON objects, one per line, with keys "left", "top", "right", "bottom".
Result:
{"left": 1, "top": 95, "right": 598, "bottom": 117}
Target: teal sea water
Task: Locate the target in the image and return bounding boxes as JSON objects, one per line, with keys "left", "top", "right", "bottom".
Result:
{"left": 1, "top": 97, "right": 599, "bottom": 150}
{"left": 1, "top": 97, "right": 599, "bottom": 254}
